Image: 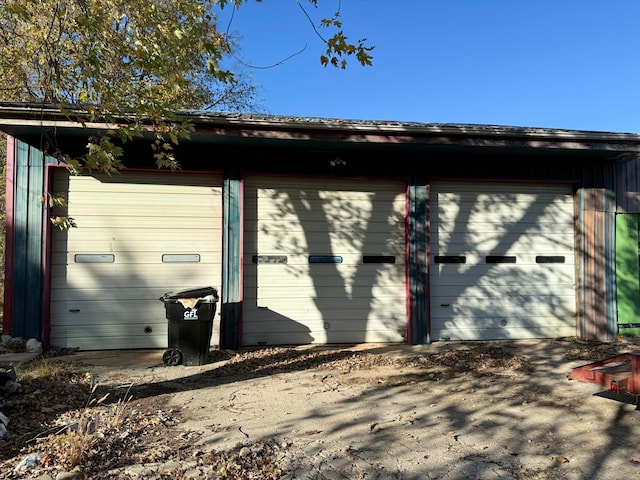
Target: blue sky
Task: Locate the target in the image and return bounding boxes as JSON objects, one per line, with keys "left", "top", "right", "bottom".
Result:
{"left": 216, "top": 1, "right": 640, "bottom": 134}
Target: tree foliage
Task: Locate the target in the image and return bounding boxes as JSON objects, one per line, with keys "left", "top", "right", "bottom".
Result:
{"left": 0, "top": 0, "right": 374, "bottom": 174}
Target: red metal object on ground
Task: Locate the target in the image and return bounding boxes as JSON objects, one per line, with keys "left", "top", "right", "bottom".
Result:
{"left": 568, "top": 351, "right": 640, "bottom": 397}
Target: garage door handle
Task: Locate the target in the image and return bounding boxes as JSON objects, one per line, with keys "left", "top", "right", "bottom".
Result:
{"left": 69, "top": 309, "right": 80, "bottom": 313}
{"left": 440, "top": 304, "right": 450, "bottom": 307}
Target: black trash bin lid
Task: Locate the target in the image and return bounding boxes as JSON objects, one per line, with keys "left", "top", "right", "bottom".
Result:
{"left": 160, "top": 286, "right": 218, "bottom": 302}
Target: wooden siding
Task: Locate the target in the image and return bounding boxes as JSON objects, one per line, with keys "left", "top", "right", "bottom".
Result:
{"left": 578, "top": 161, "right": 617, "bottom": 341}
{"left": 616, "top": 154, "right": 640, "bottom": 213}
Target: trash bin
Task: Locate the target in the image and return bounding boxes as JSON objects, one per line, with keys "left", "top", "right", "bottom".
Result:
{"left": 159, "top": 287, "right": 219, "bottom": 366}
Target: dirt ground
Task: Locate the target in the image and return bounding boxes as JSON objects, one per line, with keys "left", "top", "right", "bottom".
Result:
{"left": 3, "top": 337, "right": 640, "bottom": 479}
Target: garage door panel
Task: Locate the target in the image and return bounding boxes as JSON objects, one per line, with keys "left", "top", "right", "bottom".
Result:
{"left": 56, "top": 263, "right": 220, "bottom": 277}
{"left": 430, "top": 182, "right": 576, "bottom": 341}
{"left": 433, "top": 230, "right": 575, "bottom": 246}
{"left": 52, "top": 273, "right": 217, "bottom": 290}
{"left": 433, "top": 188, "right": 572, "bottom": 201}
{"left": 254, "top": 183, "right": 404, "bottom": 195}
{"left": 51, "top": 323, "right": 169, "bottom": 337}
{"left": 50, "top": 311, "right": 217, "bottom": 336}
{"left": 433, "top": 233, "right": 575, "bottom": 252}
{"left": 432, "top": 271, "right": 574, "bottom": 288}
{"left": 244, "top": 294, "right": 404, "bottom": 308}
{"left": 249, "top": 197, "right": 403, "bottom": 217}
{"left": 53, "top": 264, "right": 219, "bottom": 280}
{"left": 68, "top": 188, "right": 220, "bottom": 202}
{"left": 253, "top": 218, "right": 405, "bottom": 233}
{"left": 252, "top": 231, "right": 403, "bottom": 249}
{"left": 434, "top": 219, "right": 574, "bottom": 234}
{"left": 242, "top": 331, "right": 403, "bottom": 346}
{"left": 245, "top": 277, "right": 406, "bottom": 292}
{"left": 67, "top": 205, "right": 219, "bottom": 218}
{"left": 55, "top": 215, "right": 219, "bottom": 229}
{"left": 431, "top": 266, "right": 575, "bottom": 285}
{"left": 247, "top": 201, "right": 406, "bottom": 222}
{"left": 244, "top": 319, "right": 404, "bottom": 335}
{"left": 252, "top": 187, "right": 404, "bottom": 201}
{"left": 243, "top": 321, "right": 404, "bottom": 345}
{"left": 62, "top": 171, "right": 216, "bottom": 187}
{"left": 50, "top": 300, "right": 166, "bottom": 318}
{"left": 51, "top": 287, "right": 169, "bottom": 302}
{"left": 433, "top": 323, "right": 576, "bottom": 341}
{"left": 244, "top": 240, "right": 402, "bottom": 256}
{"left": 432, "top": 313, "right": 574, "bottom": 327}
{"left": 56, "top": 225, "right": 220, "bottom": 237}
{"left": 241, "top": 296, "right": 403, "bottom": 310}
{"left": 431, "top": 287, "right": 576, "bottom": 300}
{"left": 435, "top": 202, "right": 573, "bottom": 222}
{"left": 50, "top": 326, "right": 171, "bottom": 349}
{"left": 246, "top": 266, "right": 405, "bottom": 286}
{"left": 244, "top": 310, "right": 404, "bottom": 325}
{"left": 54, "top": 240, "right": 220, "bottom": 254}
{"left": 430, "top": 296, "right": 577, "bottom": 316}
{"left": 253, "top": 284, "right": 405, "bottom": 299}
{"left": 58, "top": 228, "right": 220, "bottom": 243}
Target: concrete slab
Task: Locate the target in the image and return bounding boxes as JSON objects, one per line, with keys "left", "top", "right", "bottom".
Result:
{"left": 0, "top": 351, "right": 40, "bottom": 368}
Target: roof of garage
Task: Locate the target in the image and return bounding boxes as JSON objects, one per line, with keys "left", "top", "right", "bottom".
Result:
{"left": 1, "top": 101, "right": 640, "bottom": 158}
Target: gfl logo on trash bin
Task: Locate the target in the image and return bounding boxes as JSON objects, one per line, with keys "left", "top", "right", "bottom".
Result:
{"left": 183, "top": 309, "right": 199, "bottom": 320}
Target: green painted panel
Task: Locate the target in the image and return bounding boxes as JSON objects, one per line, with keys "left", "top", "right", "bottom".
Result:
{"left": 12, "top": 142, "right": 45, "bottom": 339}
{"left": 615, "top": 214, "right": 640, "bottom": 336}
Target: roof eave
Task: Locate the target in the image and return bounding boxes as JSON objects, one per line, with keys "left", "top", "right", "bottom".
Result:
{"left": 1, "top": 102, "right": 640, "bottom": 153}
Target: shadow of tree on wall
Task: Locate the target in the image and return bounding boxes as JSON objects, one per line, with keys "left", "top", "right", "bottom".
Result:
{"left": 242, "top": 177, "right": 406, "bottom": 345}
{"left": 429, "top": 186, "right": 577, "bottom": 340}
{"left": 243, "top": 179, "right": 577, "bottom": 346}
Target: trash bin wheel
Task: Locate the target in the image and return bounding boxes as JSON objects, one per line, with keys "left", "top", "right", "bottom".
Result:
{"left": 163, "top": 348, "right": 182, "bottom": 366}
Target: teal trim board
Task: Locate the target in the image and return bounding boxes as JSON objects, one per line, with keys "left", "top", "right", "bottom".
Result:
{"left": 408, "top": 179, "right": 429, "bottom": 344}
{"left": 12, "top": 142, "right": 45, "bottom": 339}
{"left": 220, "top": 173, "right": 242, "bottom": 349}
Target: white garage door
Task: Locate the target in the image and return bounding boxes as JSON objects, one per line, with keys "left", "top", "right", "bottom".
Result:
{"left": 50, "top": 171, "right": 223, "bottom": 350}
{"left": 243, "top": 176, "right": 407, "bottom": 345}
{"left": 429, "top": 182, "right": 577, "bottom": 341}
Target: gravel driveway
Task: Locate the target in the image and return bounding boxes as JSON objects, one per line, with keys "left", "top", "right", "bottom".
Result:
{"left": 3, "top": 337, "right": 640, "bottom": 479}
